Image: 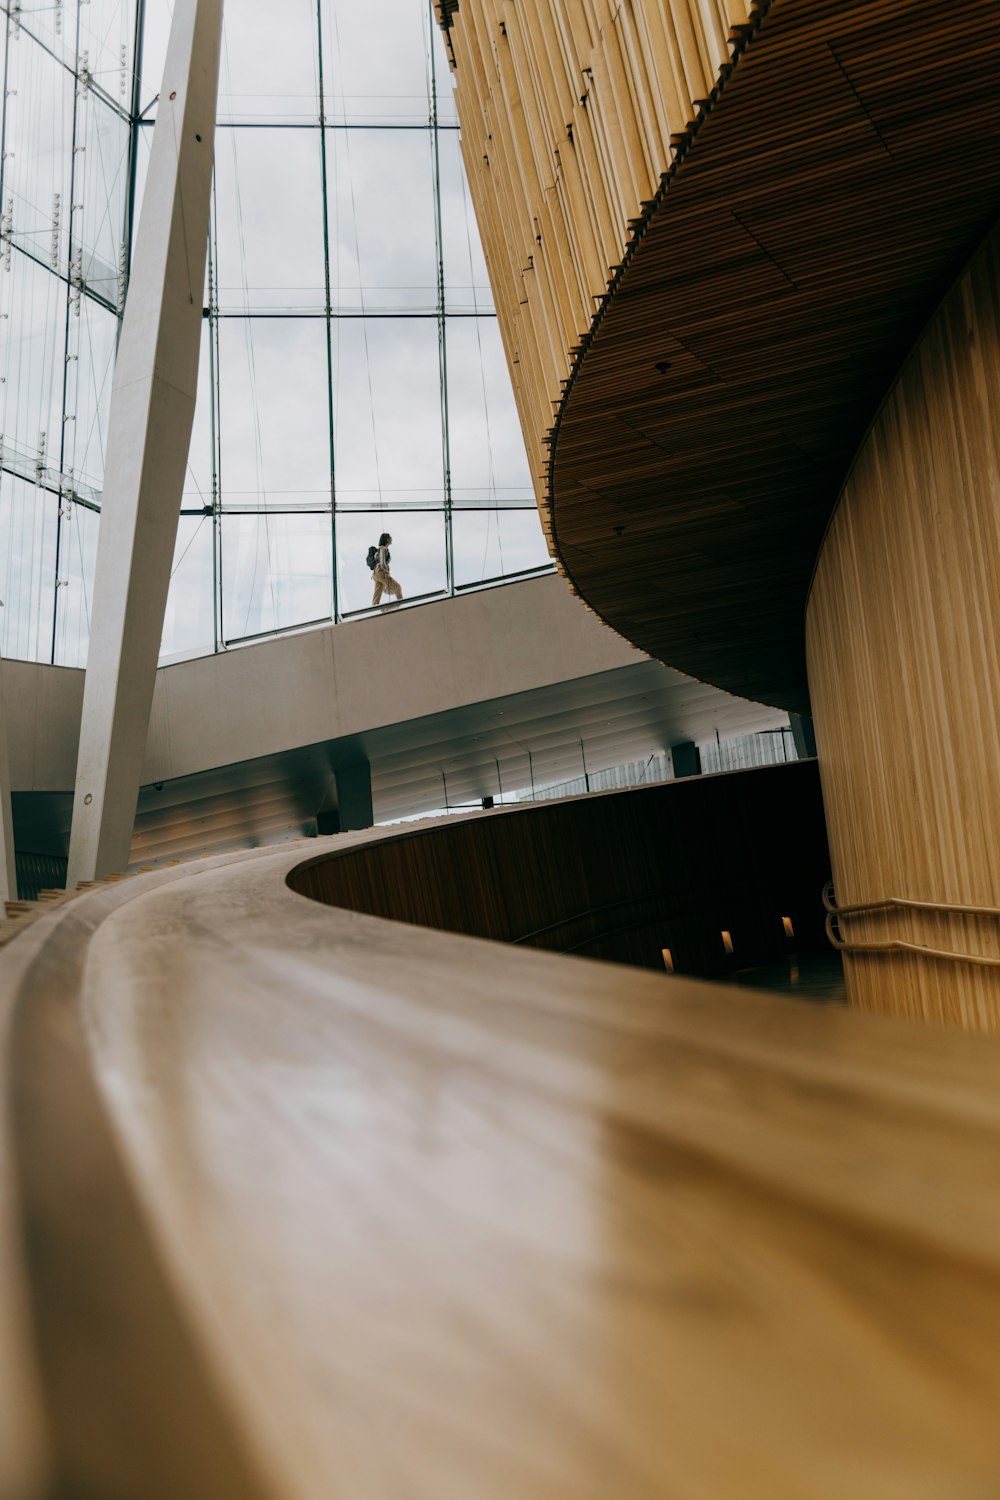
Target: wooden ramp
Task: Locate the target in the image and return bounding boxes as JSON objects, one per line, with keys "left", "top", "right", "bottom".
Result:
{"left": 2, "top": 811, "right": 1000, "bottom": 1497}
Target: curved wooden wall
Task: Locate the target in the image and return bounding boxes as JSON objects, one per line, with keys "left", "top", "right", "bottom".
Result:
{"left": 438, "top": 0, "right": 753, "bottom": 557}
{"left": 290, "top": 762, "right": 831, "bottom": 976}
{"left": 441, "top": 2, "right": 1000, "bottom": 710}
{"left": 807, "top": 228, "right": 1000, "bottom": 1029}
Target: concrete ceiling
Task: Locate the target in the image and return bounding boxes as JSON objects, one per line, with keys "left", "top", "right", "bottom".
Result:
{"left": 6, "top": 575, "right": 789, "bottom": 869}
{"left": 13, "top": 657, "right": 787, "bottom": 867}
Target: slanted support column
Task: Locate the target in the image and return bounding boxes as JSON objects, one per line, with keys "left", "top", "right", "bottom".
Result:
{"left": 335, "top": 762, "right": 374, "bottom": 832}
{"left": 671, "top": 741, "right": 702, "bottom": 778}
{"left": 0, "top": 650, "right": 16, "bottom": 902}
{"left": 66, "top": 0, "right": 223, "bottom": 886}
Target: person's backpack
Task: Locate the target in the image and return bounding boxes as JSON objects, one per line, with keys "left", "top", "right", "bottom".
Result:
{"left": 366, "top": 544, "right": 379, "bottom": 571}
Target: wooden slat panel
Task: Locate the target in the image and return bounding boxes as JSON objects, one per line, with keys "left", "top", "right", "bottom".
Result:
{"left": 806, "top": 227, "right": 1000, "bottom": 1030}
{"left": 290, "top": 761, "right": 833, "bottom": 975}
{"left": 550, "top": 1, "right": 1000, "bottom": 707}
{"left": 442, "top": 0, "right": 748, "bottom": 563}
{"left": 441, "top": 0, "right": 1000, "bottom": 708}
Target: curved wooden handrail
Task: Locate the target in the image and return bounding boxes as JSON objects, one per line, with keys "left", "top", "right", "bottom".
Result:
{"left": 823, "top": 881, "right": 1000, "bottom": 922}
{"left": 3, "top": 820, "right": 1000, "bottom": 1493}
{"left": 824, "top": 880, "right": 1000, "bottom": 969}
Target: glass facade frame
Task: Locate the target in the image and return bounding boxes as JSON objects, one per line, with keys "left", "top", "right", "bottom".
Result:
{"left": 1, "top": 0, "right": 550, "bottom": 668}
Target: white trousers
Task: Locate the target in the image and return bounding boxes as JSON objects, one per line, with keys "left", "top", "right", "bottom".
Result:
{"left": 372, "top": 567, "right": 402, "bottom": 606}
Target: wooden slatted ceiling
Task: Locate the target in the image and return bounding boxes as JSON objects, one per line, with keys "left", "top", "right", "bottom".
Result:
{"left": 549, "top": 0, "right": 1000, "bottom": 712}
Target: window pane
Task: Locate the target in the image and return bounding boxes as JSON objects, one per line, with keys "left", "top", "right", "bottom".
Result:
{"left": 77, "top": 95, "right": 130, "bottom": 305}
{"left": 222, "top": 512, "right": 332, "bottom": 640}
{"left": 218, "top": 318, "right": 330, "bottom": 505}
{"left": 141, "top": 0, "right": 316, "bottom": 122}
{"left": 130, "top": 119, "right": 153, "bottom": 238}
{"left": 16, "top": 0, "right": 81, "bottom": 65}
{"left": 0, "top": 251, "right": 68, "bottom": 483}
{"left": 144, "top": 0, "right": 317, "bottom": 121}
{"left": 80, "top": 0, "right": 137, "bottom": 104}
{"left": 138, "top": 0, "right": 170, "bottom": 113}
{"left": 327, "top": 129, "right": 437, "bottom": 313}
{"left": 217, "top": 0, "right": 318, "bottom": 123}
{"left": 333, "top": 318, "right": 443, "bottom": 505}
{"left": 320, "top": 0, "right": 431, "bottom": 124}
{"left": 215, "top": 128, "right": 325, "bottom": 311}
{"left": 184, "top": 322, "right": 215, "bottom": 509}
{"left": 54, "top": 498, "right": 99, "bottom": 666}
{"left": 430, "top": 20, "right": 458, "bottom": 126}
{"left": 0, "top": 475, "right": 57, "bottom": 662}
{"left": 445, "top": 318, "right": 534, "bottom": 504}
{"left": 131, "top": 123, "right": 199, "bottom": 303}
{"left": 161, "top": 514, "right": 215, "bottom": 660}
{"left": 3, "top": 36, "right": 75, "bottom": 270}
{"left": 65, "top": 295, "right": 119, "bottom": 498}
{"left": 452, "top": 508, "right": 551, "bottom": 587}
{"left": 438, "top": 131, "right": 493, "bottom": 313}
{"left": 335, "top": 509, "right": 446, "bottom": 614}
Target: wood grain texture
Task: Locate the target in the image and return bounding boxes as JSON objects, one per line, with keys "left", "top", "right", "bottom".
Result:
{"left": 0, "top": 929, "right": 49, "bottom": 1500}
{"left": 441, "top": 0, "right": 1000, "bottom": 709}
{"left": 290, "top": 761, "right": 832, "bottom": 976}
{"left": 807, "top": 227, "right": 1000, "bottom": 1030}
{"left": 3, "top": 812, "right": 1000, "bottom": 1492}
{"left": 438, "top": 0, "right": 753, "bottom": 625}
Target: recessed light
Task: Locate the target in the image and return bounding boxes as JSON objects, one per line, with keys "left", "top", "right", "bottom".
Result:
{"left": 654, "top": 360, "right": 673, "bottom": 373}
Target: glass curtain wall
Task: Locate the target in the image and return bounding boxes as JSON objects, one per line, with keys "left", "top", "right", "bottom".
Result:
{"left": 0, "top": 0, "right": 550, "bottom": 668}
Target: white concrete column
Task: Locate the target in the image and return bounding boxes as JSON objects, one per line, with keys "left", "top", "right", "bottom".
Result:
{"left": 0, "top": 613, "right": 16, "bottom": 902}
{"left": 67, "top": 0, "right": 223, "bottom": 885}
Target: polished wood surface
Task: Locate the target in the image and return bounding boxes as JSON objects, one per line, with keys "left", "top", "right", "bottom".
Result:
{"left": 291, "top": 761, "right": 832, "bottom": 975}
{"left": 807, "top": 228, "right": 1000, "bottom": 1030}
{"left": 0, "top": 931, "right": 47, "bottom": 1500}
{"left": 442, "top": 0, "right": 1000, "bottom": 709}
{"left": 4, "top": 815, "right": 1000, "bottom": 1493}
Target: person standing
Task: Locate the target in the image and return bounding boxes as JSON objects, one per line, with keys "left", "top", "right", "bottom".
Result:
{"left": 371, "top": 532, "right": 403, "bottom": 606}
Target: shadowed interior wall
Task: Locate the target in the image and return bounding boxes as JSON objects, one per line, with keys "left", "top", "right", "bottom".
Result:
{"left": 807, "top": 227, "right": 1000, "bottom": 1030}
{"left": 289, "top": 760, "right": 830, "bottom": 977}
{"left": 437, "top": 0, "right": 752, "bottom": 546}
